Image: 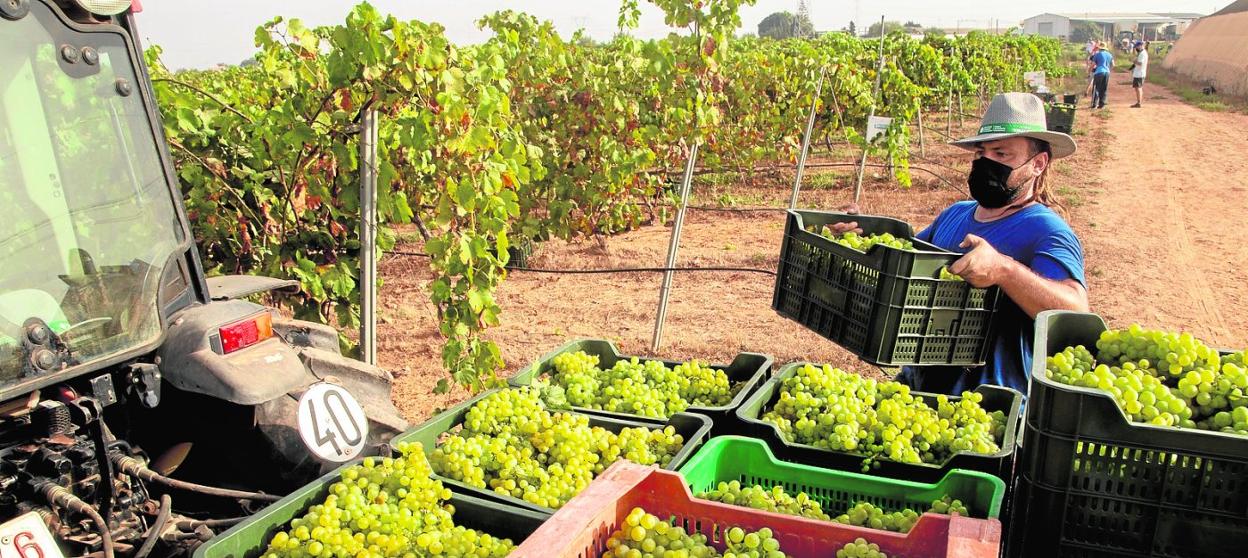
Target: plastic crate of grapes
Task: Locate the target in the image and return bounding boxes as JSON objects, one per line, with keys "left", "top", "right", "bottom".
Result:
{"left": 509, "top": 461, "right": 1002, "bottom": 558}
{"left": 194, "top": 457, "right": 548, "bottom": 558}
{"left": 678, "top": 436, "right": 1005, "bottom": 520}
{"left": 735, "top": 362, "right": 1023, "bottom": 483}
{"left": 1046, "top": 102, "right": 1076, "bottom": 134}
{"left": 389, "top": 389, "right": 712, "bottom": 515}
{"left": 773, "top": 210, "right": 1001, "bottom": 367}
{"left": 1007, "top": 310, "right": 1248, "bottom": 558}
{"left": 508, "top": 339, "right": 772, "bottom": 430}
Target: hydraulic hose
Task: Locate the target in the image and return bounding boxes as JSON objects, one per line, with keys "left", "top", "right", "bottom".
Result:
{"left": 174, "top": 516, "right": 247, "bottom": 530}
{"left": 134, "top": 494, "right": 171, "bottom": 558}
{"left": 37, "top": 482, "right": 115, "bottom": 558}
{"left": 112, "top": 454, "right": 282, "bottom": 503}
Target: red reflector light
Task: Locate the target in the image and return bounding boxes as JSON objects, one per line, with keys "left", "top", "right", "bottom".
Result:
{"left": 218, "top": 312, "right": 273, "bottom": 354}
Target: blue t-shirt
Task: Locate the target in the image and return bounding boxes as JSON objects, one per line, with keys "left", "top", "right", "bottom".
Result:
{"left": 894, "top": 201, "right": 1086, "bottom": 396}
{"left": 1092, "top": 50, "right": 1113, "bottom": 75}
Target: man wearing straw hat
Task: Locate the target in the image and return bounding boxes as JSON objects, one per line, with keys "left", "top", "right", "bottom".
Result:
{"left": 838, "top": 93, "right": 1089, "bottom": 395}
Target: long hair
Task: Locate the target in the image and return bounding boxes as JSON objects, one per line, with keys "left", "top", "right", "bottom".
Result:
{"left": 1026, "top": 138, "right": 1067, "bottom": 218}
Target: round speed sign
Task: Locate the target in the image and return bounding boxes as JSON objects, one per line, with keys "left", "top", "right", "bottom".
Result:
{"left": 296, "top": 382, "right": 370, "bottom": 462}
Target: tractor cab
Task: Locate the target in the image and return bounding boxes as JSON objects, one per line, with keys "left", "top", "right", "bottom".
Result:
{"left": 0, "top": 2, "right": 406, "bottom": 556}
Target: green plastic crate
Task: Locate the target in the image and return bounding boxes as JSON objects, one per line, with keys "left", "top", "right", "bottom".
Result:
{"left": 390, "top": 388, "right": 712, "bottom": 514}
{"left": 1008, "top": 310, "right": 1248, "bottom": 558}
{"left": 508, "top": 339, "right": 772, "bottom": 429}
{"left": 735, "top": 362, "right": 1022, "bottom": 483}
{"left": 194, "top": 458, "right": 547, "bottom": 558}
{"left": 678, "top": 436, "right": 1005, "bottom": 520}
{"left": 773, "top": 210, "right": 1001, "bottom": 367}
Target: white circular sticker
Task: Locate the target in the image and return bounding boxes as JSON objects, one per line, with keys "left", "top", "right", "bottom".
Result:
{"left": 296, "top": 382, "right": 370, "bottom": 463}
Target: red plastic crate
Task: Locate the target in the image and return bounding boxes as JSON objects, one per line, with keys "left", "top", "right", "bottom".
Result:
{"left": 510, "top": 461, "right": 1001, "bottom": 558}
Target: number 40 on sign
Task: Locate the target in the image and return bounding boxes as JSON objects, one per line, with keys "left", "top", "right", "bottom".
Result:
{"left": 297, "top": 382, "right": 370, "bottom": 463}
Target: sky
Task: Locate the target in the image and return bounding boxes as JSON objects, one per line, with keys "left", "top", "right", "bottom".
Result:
{"left": 134, "top": 0, "right": 1228, "bottom": 70}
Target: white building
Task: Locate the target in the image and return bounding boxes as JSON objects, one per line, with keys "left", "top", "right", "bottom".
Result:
{"left": 1022, "top": 12, "right": 1204, "bottom": 41}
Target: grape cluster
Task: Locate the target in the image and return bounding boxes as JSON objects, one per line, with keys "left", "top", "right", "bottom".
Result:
{"left": 696, "top": 481, "right": 972, "bottom": 535}
{"left": 836, "top": 538, "right": 889, "bottom": 558}
{"left": 1096, "top": 325, "right": 1221, "bottom": 378}
{"left": 547, "top": 351, "right": 737, "bottom": 419}
{"left": 1047, "top": 346, "right": 1194, "bottom": 427}
{"left": 601, "top": 507, "right": 790, "bottom": 558}
{"left": 260, "top": 442, "right": 514, "bottom": 558}
{"left": 760, "top": 364, "right": 1007, "bottom": 471}
{"left": 816, "top": 228, "right": 914, "bottom": 252}
{"left": 695, "top": 481, "right": 830, "bottom": 521}
{"left": 429, "top": 388, "right": 685, "bottom": 509}
{"left": 833, "top": 496, "right": 969, "bottom": 533}
{"left": 1046, "top": 326, "right": 1248, "bottom": 435}
{"left": 939, "top": 266, "right": 963, "bottom": 281}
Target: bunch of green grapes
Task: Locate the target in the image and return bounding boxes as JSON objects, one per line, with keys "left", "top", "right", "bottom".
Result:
{"left": 259, "top": 442, "right": 514, "bottom": 558}
{"left": 429, "top": 388, "right": 685, "bottom": 509}
{"left": 818, "top": 228, "right": 915, "bottom": 252}
{"left": 832, "top": 496, "right": 968, "bottom": 534}
{"left": 760, "top": 364, "right": 1006, "bottom": 470}
{"left": 836, "top": 538, "right": 890, "bottom": 558}
{"left": 1096, "top": 324, "right": 1220, "bottom": 378}
{"left": 1047, "top": 350, "right": 1193, "bottom": 427}
{"left": 601, "top": 507, "right": 790, "bottom": 558}
{"left": 939, "top": 266, "right": 963, "bottom": 281}
{"left": 549, "top": 352, "right": 736, "bottom": 419}
{"left": 1048, "top": 330, "right": 1248, "bottom": 434}
{"left": 833, "top": 502, "right": 921, "bottom": 533}
{"left": 695, "top": 480, "right": 830, "bottom": 521}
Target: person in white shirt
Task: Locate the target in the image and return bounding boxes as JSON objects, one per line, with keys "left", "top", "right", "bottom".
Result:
{"left": 1130, "top": 40, "right": 1149, "bottom": 108}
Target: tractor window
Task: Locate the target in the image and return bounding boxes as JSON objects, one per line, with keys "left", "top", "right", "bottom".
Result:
{"left": 0, "top": 3, "right": 184, "bottom": 389}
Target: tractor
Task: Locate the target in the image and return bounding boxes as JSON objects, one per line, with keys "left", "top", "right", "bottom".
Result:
{"left": 0, "top": 1, "right": 408, "bottom": 557}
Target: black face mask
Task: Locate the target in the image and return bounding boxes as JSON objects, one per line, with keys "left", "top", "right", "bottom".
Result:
{"left": 967, "top": 154, "right": 1036, "bottom": 209}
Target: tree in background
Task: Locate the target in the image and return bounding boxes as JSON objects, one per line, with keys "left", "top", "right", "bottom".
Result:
{"left": 758, "top": 11, "right": 814, "bottom": 39}
{"left": 866, "top": 20, "right": 904, "bottom": 37}
{"left": 1069, "top": 21, "right": 1102, "bottom": 43}
{"left": 844, "top": 20, "right": 856, "bottom": 36}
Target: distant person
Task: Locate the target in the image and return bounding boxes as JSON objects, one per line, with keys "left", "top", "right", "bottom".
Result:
{"left": 1086, "top": 39, "right": 1096, "bottom": 55}
{"left": 1130, "top": 40, "right": 1149, "bottom": 108}
{"left": 1090, "top": 42, "right": 1113, "bottom": 109}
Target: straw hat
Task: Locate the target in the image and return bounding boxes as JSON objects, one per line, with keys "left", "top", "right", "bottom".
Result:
{"left": 949, "top": 92, "right": 1077, "bottom": 159}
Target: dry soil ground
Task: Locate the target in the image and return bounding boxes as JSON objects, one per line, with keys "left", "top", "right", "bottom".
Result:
{"left": 376, "top": 76, "right": 1248, "bottom": 423}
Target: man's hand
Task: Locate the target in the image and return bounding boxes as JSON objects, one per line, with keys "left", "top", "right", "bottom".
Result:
{"left": 949, "top": 234, "right": 1014, "bottom": 288}
{"left": 828, "top": 203, "right": 863, "bottom": 234}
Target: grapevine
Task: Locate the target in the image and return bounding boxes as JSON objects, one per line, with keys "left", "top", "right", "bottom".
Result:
{"left": 150, "top": 0, "right": 1065, "bottom": 390}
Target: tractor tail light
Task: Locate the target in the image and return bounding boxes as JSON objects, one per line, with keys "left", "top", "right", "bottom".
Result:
{"left": 218, "top": 312, "right": 273, "bottom": 354}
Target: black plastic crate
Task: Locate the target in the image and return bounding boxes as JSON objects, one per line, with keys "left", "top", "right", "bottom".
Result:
{"left": 508, "top": 338, "right": 772, "bottom": 435}
{"left": 772, "top": 210, "right": 1001, "bottom": 367}
{"left": 1008, "top": 310, "right": 1248, "bottom": 558}
{"left": 735, "top": 362, "right": 1023, "bottom": 484}
{"left": 506, "top": 236, "right": 537, "bottom": 268}
{"left": 1047, "top": 103, "right": 1076, "bottom": 134}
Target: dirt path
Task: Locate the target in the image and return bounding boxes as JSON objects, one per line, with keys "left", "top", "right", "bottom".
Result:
{"left": 1077, "top": 76, "right": 1248, "bottom": 348}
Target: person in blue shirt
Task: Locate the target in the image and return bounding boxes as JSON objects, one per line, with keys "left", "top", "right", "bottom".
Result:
{"left": 1090, "top": 41, "right": 1113, "bottom": 109}
{"left": 835, "top": 93, "right": 1089, "bottom": 396}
